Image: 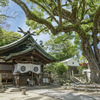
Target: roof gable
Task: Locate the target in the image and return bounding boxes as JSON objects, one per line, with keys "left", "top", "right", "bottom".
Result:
{"left": 62, "top": 57, "right": 79, "bottom": 67}
{"left": 0, "top": 33, "right": 56, "bottom": 63}
{"left": 0, "top": 34, "right": 30, "bottom": 51}
{"left": 62, "top": 57, "right": 74, "bottom": 63}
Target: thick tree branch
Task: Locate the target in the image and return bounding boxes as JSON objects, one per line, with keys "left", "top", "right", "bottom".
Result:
{"left": 76, "top": 0, "right": 83, "bottom": 19}
{"left": 91, "top": 38, "right": 100, "bottom": 46}
{"left": 30, "top": 0, "right": 58, "bottom": 23}
{"left": 81, "top": 0, "right": 85, "bottom": 20}
{"left": 93, "top": 6, "right": 100, "bottom": 62}
{"left": 52, "top": 5, "right": 72, "bottom": 21}
{"left": 58, "top": 0, "right": 62, "bottom": 29}
{"left": 85, "top": 8, "right": 90, "bottom": 15}
{"left": 77, "top": 0, "right": 85, "bottom": 25}
{"left": 77, "top": 0, "right": 83, "bottom": 11}
{"left": 46, "top": 1, "right": 72, "bottom": 23}
{"left": 36, "top": 27, "right": 48, "bottom": 35}
{"left": 81, "top": 20, "right": 93, "bottom": 24}
{"left": 12, "top": 0, "right": 57, "bottom": 35}
{"left": 67, "top": 0, "right": 72, "bottom": 3}
{"left": 85, "top": 27, "right": 93, "bottom": 32}
{"left": 72, "top": 1, "right": 78, "bottom": 23}
{"left": 93, "top": 6, "right": 100, "bottom": 29}
{"left": 52, "top": 8, "right": 73, "bottom": 23}
{"left": 61, "top": 25, "right": 86, "bottom": 40}
{"left": 62, "top": 4, "right": 67, "bottom": 7}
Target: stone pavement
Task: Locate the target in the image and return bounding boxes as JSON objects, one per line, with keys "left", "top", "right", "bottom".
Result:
{"left": 29, "top": 88, "right": 100, "bottom": 100}
{"left": 0, "top": 91, "right": 59, "bottom": 100}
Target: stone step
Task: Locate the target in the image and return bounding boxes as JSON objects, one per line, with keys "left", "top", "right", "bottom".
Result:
{"left": 5, "top": 88, "right": 20, "bottom": 92}
{"left": 5, "top": 84, "right": 13, "bottom": 87}
{"left": 0, "top": 88, "right": 5, "bottom": 93}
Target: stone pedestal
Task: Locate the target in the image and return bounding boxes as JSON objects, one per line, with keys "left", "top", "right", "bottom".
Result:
{"left": 52, "top": 74, "right": 59, "bottom": 85}
{"left": 21, "top": 87, "right": 26, "bottom": 95}
{"left": 63, "top": 84, "right": 67, "bottom": 89}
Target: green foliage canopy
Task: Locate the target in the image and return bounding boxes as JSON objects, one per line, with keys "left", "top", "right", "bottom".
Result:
{"left": 79, "top": 55, "right": 87, "bottom": 63}
{"left": 54, "top": 62, "right": 68, "bottom": 74}
{"left": 0, "top": 0, "right": 9, "bottom": 31}
{"left": 44, "top": 62, "right": 68, "bottom": 74}
{"left": 0, "top": 29, "right": 21, "bottom": 46}
{"left": 44, "top": 35, "right": 79, "bottom": 61}
{"left": 77, "top": 66, "right": 84, "bottom": 74}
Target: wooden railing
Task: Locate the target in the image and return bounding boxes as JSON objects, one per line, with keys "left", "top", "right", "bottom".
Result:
{"left": 1, "top": 73, "right": 13, "bottom": 78}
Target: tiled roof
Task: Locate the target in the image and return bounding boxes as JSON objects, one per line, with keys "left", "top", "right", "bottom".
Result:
{"left": 4, "top": 45, "right": 56, "bottom": 61}
{"left": 0, "top": 34, "right": 30, "bottom": 51}
{"left": 1, "top": 33, "right": 57, "bottom": 62}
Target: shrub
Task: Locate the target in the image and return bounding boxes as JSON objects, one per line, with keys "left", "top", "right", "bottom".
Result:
{"left": 54, "top": 62, "right": 68, "bottom": 74}
{"left": 77, "top": 66, "right": 84, "bottom": 74}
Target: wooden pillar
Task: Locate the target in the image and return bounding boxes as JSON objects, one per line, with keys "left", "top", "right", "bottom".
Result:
{"left": 12, "top": 65, "right": 14, "bottom": 73}
{"left": 41, "top": 64, "right": 44, "bottom": 84}
{"left": 6, "top": 79, "right": 7, "bottom": 84}
{"left": 41, "top": 64, "right": 44, "bottom": 72}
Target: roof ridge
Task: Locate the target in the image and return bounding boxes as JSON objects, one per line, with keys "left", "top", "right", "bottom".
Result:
{"left": 0, "top": 34, "right": 30, "bottom": 51}
{"left": 62, "top": 57, "right": 74, "bottom": 62}
{"left": 4, "top": 45, "right": 56, "bottom": 61}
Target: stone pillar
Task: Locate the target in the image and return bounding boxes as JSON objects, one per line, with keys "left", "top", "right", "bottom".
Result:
{"left": 21, "top": 87, "right": 26, "bottom": 95}
{"left": 72, "top": 70, "right": 74, "bottom": 77}
{"left": 85, "top": 72, "right": 88, "bottom": 82}
{"left": 39, "top": 74, "right": 42, "bottom": 85}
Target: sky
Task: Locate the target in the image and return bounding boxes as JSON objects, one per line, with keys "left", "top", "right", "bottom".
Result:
{"left": 5, "top": 0, "right": 50, "bottom": 43}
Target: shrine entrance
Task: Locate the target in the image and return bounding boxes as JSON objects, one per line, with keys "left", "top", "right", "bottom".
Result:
{"left": 19, "top": 72, "right": 39, "bottom": 86}
{"left": 13, "top": 63, "right": 42, "bottom": 86}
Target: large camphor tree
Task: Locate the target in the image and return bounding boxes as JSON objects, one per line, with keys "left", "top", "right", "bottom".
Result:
{"left": 12, "top": 0, "right": 100, "bottom": 83}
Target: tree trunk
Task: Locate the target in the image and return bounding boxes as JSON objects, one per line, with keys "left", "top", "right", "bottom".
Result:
{"left": 82, "top": 41, "right": 100, "bottom": 83}
{"left": 89, "top": 62, "right": 100, "bottom": 83}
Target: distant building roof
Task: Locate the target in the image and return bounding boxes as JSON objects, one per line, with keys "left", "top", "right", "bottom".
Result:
{"left": 62, "top": 57, "right": 74, "bottom": 63}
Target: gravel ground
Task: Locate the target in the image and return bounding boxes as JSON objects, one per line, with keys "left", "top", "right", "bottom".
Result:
{"left": 0, "top": 91, "right": 59, "bottom": 100}
{"left": 1, "top": 86, "right": 100, "bottom": 100}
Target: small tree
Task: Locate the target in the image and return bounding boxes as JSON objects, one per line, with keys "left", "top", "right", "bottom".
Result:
{"left": 54, "top": 62, "right": 68, "bottom": 74}
{"left": 44, "top": 63, "right": 55, "bottom": 74}
{"left": 77, "top": 66, "right": 84, "bottom": 74}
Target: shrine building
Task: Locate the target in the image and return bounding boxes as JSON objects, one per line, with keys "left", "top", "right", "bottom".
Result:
{"left": 0, "top": 31, "right": 56, "bottom": 86}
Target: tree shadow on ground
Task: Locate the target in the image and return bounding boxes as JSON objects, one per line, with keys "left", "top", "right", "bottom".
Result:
{"left": 39, "top": 91, "right": 98, "bottom": 100}
{"left": 24, "top": 96, "right": 58, "bottom": 100}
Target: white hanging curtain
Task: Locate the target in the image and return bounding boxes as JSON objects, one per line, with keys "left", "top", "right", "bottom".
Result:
{"left": 13, "top": 63, "right": 41, "bottom": 75}
{"left": 13, "top": 64, "right": 17, "bottom": 75}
